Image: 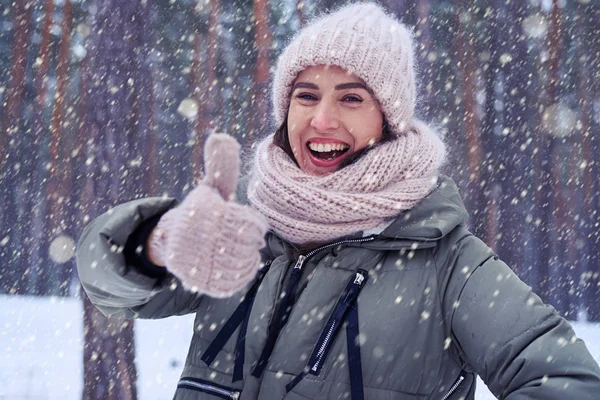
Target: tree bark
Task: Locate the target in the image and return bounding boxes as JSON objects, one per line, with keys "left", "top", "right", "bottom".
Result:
{"left": 0, "top": 0, "right": 33, "bottom": 295}
{"left": 20, "top": 0, "right": 54, "bottom": 295}
{"left": 251, "top": 0, "right": 272, "bottom": 142}
{"left": 191, "top": 33, "right": 205, "bottom": 182}
{"left": 493, "top": 0, "right": 537, "bottom": 288}
{"left": 415, "top": 0, "right": 433, "bottom": 120}
{"left": 0, "top": 0, "right": 32, "bottom": 163}
{"left": 454, "top": 0, "right": 486, "bottom": 239}
{"left": 533, "top": 0, "right": 574, "bottom": 317}
{"left": 207, "top": 0, "right": 220, "bottom": 132}
{"left": 480, "top": 0, "right": 501, "bottom": 250}
{"left": 576, "top": 1, "right": 600, "bottom": 321}
{"left": 80, "top": 1, "right": 146, "bottom": 397}
{"left": 45, "top": 0, "right": 74, "bottom": 296}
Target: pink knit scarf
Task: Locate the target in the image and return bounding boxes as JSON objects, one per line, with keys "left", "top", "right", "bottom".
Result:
{"left": 247, "top": 120, "right": 446, "bottom": 245}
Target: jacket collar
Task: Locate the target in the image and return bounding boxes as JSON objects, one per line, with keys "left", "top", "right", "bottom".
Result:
{"left": 362, "top": 175, "right": 468, "bottom": 249}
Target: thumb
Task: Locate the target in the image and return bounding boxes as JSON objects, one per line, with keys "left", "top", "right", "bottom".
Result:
{"left": 202, "top": 133, "right": 241, "bottom": 200}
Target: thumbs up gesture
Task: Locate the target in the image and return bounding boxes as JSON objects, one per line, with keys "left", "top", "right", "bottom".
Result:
{"left": 148, "top": 134, "right": 268, "bottom": 297}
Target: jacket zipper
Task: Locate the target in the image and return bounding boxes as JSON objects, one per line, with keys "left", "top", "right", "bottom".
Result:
{"left": 312, "top": 320, "right": 337, "bottom": 372}
{"left": 251, "top": 256, "right": 305, "bottom": 377}
{"left": 178, "top": 377, "right": 240, "bottom": 399}
{"left": 274, "top": 235, "right": 374, "bottom": 331}
{"left": 309, "top": 270, "right": 368, "bottom": 375}
{"left": 253, "top": 237, "right": 374, "bottom": 379}
{"left": 440, "top": 373, "right": 465, "bottom": 400}
{"left": 302, "top": 236, "right": 376, "bottom": 259}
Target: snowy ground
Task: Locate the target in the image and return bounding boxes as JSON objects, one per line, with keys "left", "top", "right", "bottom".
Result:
{"left": 1, "top": 295, "right": 599, "bottom": 400}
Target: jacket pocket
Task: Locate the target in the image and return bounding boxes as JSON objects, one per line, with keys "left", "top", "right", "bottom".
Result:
{"left": 177, "top": 377, "right": 241, "bottom": 400}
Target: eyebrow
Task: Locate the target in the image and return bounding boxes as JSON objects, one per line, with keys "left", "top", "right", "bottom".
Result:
{"left": 292, "top": 82, "right": 369, "bottom": 91}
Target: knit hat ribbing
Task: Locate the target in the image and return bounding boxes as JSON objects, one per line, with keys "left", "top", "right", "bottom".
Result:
{"left": 272, "top": 2, "right": 416, "bottom": 134}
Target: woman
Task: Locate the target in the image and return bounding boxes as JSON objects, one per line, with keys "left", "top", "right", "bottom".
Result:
{"left": 77, "top": 3, "right": 600, "bottom": 399}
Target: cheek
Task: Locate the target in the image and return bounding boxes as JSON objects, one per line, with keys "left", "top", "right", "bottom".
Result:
{"left": 349, "top": 111, "right": 383, "bottom": 146}
{"left": 286, "top": 107, "right": 306, "bottom": 149}
{"left": 286, "top": 122, "right": 301, "bottom": 159}
{"left": 368, "top": 110, "right": 384, "bottom": 139}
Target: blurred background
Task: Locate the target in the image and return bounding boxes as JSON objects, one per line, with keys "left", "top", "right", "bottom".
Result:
{"left": 0, "top": 0, "right": 598, "bottom": 398}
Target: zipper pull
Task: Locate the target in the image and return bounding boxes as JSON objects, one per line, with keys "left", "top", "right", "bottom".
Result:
{"left": 294, "top": 255, "right": 307, "bottom": 270}
{"left": 353, "top": 271, "right": 365, "bottom": 286}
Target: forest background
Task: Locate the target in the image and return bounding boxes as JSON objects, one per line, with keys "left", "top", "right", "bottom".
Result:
{"left": 0, "top": 0, "right": 598, "bottom": 398}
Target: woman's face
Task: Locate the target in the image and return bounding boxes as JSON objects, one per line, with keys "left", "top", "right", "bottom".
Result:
{"left": 287, "top": 65, "right": 383, "bottom": 176}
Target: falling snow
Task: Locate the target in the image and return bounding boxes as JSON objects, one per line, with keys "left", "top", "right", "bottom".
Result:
{"left": 0, "top": 0, "right": 599, "bottom": 398}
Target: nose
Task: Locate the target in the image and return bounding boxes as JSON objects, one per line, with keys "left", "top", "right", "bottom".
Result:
{"left": 310, "top": 102, "right": 339, "bottom": 132}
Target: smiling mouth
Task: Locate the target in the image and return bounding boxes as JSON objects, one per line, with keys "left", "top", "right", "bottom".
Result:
{"left": 307, "top": 141, "right": 350, "bottom": 161}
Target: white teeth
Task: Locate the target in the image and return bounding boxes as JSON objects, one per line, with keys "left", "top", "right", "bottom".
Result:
{"left": 308, "top": 142, "right": 350, "bottom": 152}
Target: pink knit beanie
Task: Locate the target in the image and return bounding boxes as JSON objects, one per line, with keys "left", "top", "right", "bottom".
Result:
{"left": 272, "top": 2, "right": 416, "bottom": 134}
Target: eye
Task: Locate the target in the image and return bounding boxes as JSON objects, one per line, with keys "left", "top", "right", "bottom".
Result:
{"left": 342, "top": 94, "right": 363, "bottom": 103}
{"left": 295, "top": 92, "right": 318, "bottom": 102}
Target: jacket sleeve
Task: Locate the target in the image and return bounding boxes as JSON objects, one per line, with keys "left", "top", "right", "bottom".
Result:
{"left": 76, "top": 197, "right": 205, "bottom": 319}
{"left": 438, "top": 227, "right": 600, "bottom": 399}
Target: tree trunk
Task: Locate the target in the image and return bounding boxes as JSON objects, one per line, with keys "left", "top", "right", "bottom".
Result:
{"left": 493, "top": 0, "right": 537, "bottom": 288}
{"left": 191, "top": 33, "right": 206, "bottom": 182}
{"left": 251, "top": 0, "right": 272, "bottom": 141}
{"left": 138, "top": 4, "right": 157, "bottom": 197}
{"left": 576, "top": 1, "right": 600, "bottom": 321}
{"left": 0, "top": 0, "right": 32, "bottom": 162}
{"left": 0, "top": 0, "right": 33, "bottom": 294}
{"left": 45, "top": 0, "right": 74, "bottom": 296}
{"left": 454, "top": 0, "right": 486, "bottom": 239}
{"left": 25, "top": 0, "right": 54, "bottom": 294}
{"left": 415, "top": 0, "right": 434, "bottom": 120}
{"left": 207, "top": 0, "right": 220, "bottom": 133}
{"left": 83, "top": 294, "right": 137, "bottom": 400}
{"left": 533, "top": 0, "right": 574, "bottom": 316}
{"left": 79, "top": 1, "right": 148, "bottom": 397}
{"left": 480, "top": 0, "right": 501, "bottom": 250}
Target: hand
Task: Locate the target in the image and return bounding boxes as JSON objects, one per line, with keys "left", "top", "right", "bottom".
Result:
{"left": 148, "top": 134, "right": 268, "bottom": 297}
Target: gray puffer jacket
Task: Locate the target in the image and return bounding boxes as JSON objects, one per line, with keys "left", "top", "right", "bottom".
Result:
{"left": 77, "top": 176, "right": 600, "bottom": 400}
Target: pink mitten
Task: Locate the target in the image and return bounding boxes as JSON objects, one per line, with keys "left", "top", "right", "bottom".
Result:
{"left": 149, "top": 134, "right": 268, "bottom": 297}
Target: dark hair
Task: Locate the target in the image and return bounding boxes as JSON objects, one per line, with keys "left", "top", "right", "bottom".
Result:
{"left": 272, "top": 113, "right": 394, "bottom": 170}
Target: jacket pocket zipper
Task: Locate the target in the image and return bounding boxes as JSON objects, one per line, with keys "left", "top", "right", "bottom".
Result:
{"left": 309, "top": 270, "right": 368, "bottom": 375}
{"left": 312, "top": 320, "right": 337, "bottom": 372}
{"left": 440, "top": 373, "right": 465, "bottom": 400}
{"left": 178, "top": 377, "right": 241, "bottom": 400}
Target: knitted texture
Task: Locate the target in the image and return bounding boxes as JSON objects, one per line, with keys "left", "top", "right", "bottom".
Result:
{"left": 248, "top": 120, "right": 446, "bottom": 245}
{"left": 150, "top": 134, "right": 268, "bottom": 297}
{"left": 272, "top": 2, "right": 416, "bottom": 134}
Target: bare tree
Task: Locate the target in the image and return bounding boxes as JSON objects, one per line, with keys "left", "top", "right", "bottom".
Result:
{"left": 493, "top": 0, "right": 537, "bottom": 288}
{"left": 532, "top": 0, "right": 570, "bottom": 316}
{"left": 207, "top": 0, "right": 221, "bottom": 133}
{"left": 45, "top": 0, "right": 74, "bottom": 296}
{"left": 415, "top": 0, "right": 433, "bottom": 119}
{"left": 0, "top": 0, "right": 33, "bottom": 294}
{"left": 79, "top": 0, "right": 154, "bottom": 397}
{"left": 576, "top": 1, "right": 600, "bottom": 321}
{"left": 479, "top": 0, "right": 501, "bottom": 250}
{"left": 454, "top": 0, "right": 486, "bottom": 239}
{"left": 25, "top": 0, "right": 54, "bottom": 295}
{"left": 250, "top": 0, "right": 273, "bottom": 141}
{"left": 190, "top": 32, "right": 206, "bottom": 182}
